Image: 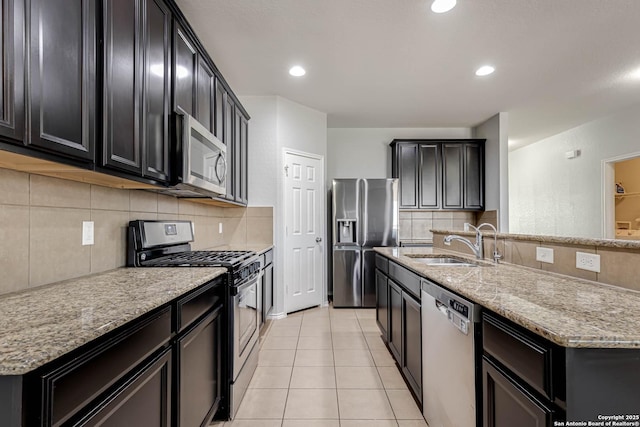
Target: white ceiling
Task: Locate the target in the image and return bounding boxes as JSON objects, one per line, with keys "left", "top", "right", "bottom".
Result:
{"left": 176, "top": 0, "right": 640, "bottom": 149}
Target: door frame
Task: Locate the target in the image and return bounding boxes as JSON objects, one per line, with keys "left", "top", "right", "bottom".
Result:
{"left": 601, "top": 151, "right": 640, "bottom": 238}
{"left": 282, "top": 147, "right": 327, "bottom": 313}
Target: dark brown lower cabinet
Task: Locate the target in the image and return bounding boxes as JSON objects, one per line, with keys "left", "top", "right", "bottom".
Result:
{"left": 402, "top": 292, "right": 421, "bottom": 400}
{"left": 177, "top": 306, "right": 222, "bottom": 427}
{"left": 482, "top": 358, "right": 553, "bottom": 427}
{"left": 375, "top": 269, "right": 388, "bottom": 340}
{"left": 76, "top": 348, "right": 172, "bottom": 427}
{"left": 388, "top": 279, "right": 402, "bottom": 362}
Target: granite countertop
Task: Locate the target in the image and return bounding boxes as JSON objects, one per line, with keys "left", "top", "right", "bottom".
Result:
{"left": 0, "top": 267, "right": 226, "bottom": 375}
{"left": 375, "top": 247, "right": 640, "bottom": 349}
{"left": 431, "top": 229, "right": 640, "bottom": 249}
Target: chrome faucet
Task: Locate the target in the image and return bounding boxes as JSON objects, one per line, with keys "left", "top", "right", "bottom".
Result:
{"left": 444, "top": 224, "right": 484, "bottom": 259}
{"left": 477, "top": 223, "right": 502, "bottom": 263}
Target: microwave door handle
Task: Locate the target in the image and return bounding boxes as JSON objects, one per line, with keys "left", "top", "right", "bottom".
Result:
{"left": 215, "top": 153, "right": 227, "bottom": 183}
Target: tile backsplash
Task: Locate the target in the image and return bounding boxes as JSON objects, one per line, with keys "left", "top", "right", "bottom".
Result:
{"left": 0, "top": 167, "right": 273, "bottom": 296}
{"left": 399, "top": 211, "right": 476, "bottom": 243}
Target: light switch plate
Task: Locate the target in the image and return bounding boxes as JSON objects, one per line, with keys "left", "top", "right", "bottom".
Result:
{"left": 219, "top": 222, "right": 223, "bottom": 234}
{"left": 576, "top": 252, "right": 600, "bottom": 273}
{"left": 536, "top": 247, "right": 554, "bottom": 263}
{"left": 82, "top": 221, "right": 94, "bottom": 246}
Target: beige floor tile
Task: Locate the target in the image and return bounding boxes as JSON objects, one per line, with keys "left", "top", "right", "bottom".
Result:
{"left": 358, "top": 319, "right": 381, "bottom": 333}
{"left": 290, "top": 366, "right": 336, "bottom": 388}
{"left": 334, "top": 349, "right": 374, "bottom": 367}
{"left": 302, "top": 317, "right": 331, "bottom": 326}
{"left": 340, "top": 421, "right": 399, "bottom": 427}
{"left": 248, "top": 366, "right": 292, "bottom": 388}
{"left": 335, "top": 366, "right": 383, "bottom": 389}
{"left": 262, "top": 335, "right": 298, "bottom": 350}
{"left": 371, "top": 349, "right": 396, "bottom": 367}
{"left": 329, "top": 308, "right": 357, "bottom": 319}
{"left": 386, "top": 390, "right": 424, "bottom": 420}
{"left": 277, "top": 316, "right": 303, "bottom": 326}
{"left": 337, "top": 389, "right": 395, "bottom": 419}
{"left": 282, "top": 421, "right": 339, "bottom": 427}
{"left": 364, "top": 333, "right": 388, "bottom": 351}
{"left": 396, "top": 421, "right": 428, "bottom": 427}
{"left": 299, "top": 325, "right": 333, "bottom": 336}
{"left": 294, "top": 349, "right": 334, "bottom": 366}
{"left": 223, "top": 420, "right": 282, "bottom": 427}
{"left": 284, "top": 389, "right": 339, "bottom": 419}
{"left": 377, "top": 367, "right": 408, "bottom": 389}
{"left": 235, "top": 388, "right": 287, "bottom": 419}
{"left": 332, "top": 333, "right": 368, "bottom": 350}
{"left": 355, "top": 309, "right": 376, "bottom": 319}
{"left": 259, "top": 349, "right": 296, "bottom": 366}
{"left": 297, "top": 335, "right": 333, "bottom": 350}
{"left": 269, "top": 326, "right": 301, "bottom": 337}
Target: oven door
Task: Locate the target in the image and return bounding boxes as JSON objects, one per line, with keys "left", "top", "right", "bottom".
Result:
{"left": 182, "top": 113, "right": 227, "bottom": 196}
{"left": 233, "top": 275, "right": 259, "bottom": 380}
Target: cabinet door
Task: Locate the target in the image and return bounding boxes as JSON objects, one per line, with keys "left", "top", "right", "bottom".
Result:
{"left": 196, "top": 57, "right": 214, "bottom": 133}
{"left": 102, "top": 0, "right": 142, "bottom": 173}
{"left": 28, "top": 0, "right": 95, "bottom": 160}
{"left": 234, "top": 108, "right": 242, "bottom": 202}
{"left": 177, "top": 307, "right": 222, "bottom": 427}
{"left": 464, "top": 142, "right": 484, "bottom": 209}
{"left": 483, "top": 358, "right": 553, "bottom": 427}
{"left": 214, "top": 78, "right": 225, "bottom": 140}
{"left": 442, "top": 143, "right": 464, "bottom": 209}
{"left": 238, "top": 114, "right": 249, "bottom": 204}
{"left": 402, "top": 291, "right": 422, "bottom": 401}
{"left": 0, "top": 0, "right": 24, "bottom": 142}
{"left": 419, "top": 143, "right": 440, "bottom": 209}
{"left": 142, "top": 0, "right": 171, "bottom": 182}
{"left": 173, "top": 24, "right": 196, "bottom": 116}
{"left": 395, "top": 143, "right": 419, "bottom": 209}
{"left": 224, "top": 94, "right": 235, "bottom": 199}
{"left": 375, "top": 269, "right": 389, "bottom": 341}
{"left": 76, "top": 349, "right": 172, "bottom": 427}
{"left": 388, "top": 279, "right": 403, "bottom": 363}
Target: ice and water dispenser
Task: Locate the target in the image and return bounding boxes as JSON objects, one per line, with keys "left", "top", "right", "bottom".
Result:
{"left": 336, "top": 219, "right": 357, "bottom": 244}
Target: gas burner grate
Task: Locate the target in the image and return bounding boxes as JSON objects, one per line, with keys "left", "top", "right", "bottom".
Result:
{"left": 141, "top": 250, "right": 255, "bottom": 267}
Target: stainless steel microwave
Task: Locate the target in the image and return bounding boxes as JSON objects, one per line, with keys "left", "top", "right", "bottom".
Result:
{"left": 161, "top": 113, "right": 227, "bottom": 198}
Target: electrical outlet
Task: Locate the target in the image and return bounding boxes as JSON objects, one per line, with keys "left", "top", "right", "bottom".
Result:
{"left": 576, "top": 252, "right": 600, "bottom": 273}
{"left": 219, "top": 222, "right": 223, "bottom": 234}
{"left": 536, "top": 247, "right": 554, "bottom": 263}
{"left": 82, "top": 221, "right": 94, "bottom": 246}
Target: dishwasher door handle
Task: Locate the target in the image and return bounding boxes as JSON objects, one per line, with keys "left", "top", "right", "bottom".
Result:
{"left": 435, "top": 299, "right": 449, "bottom": 317}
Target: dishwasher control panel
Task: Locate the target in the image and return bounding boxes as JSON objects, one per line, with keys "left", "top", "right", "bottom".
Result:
{"left": 447, "top": 309, "right": 470, "bottom": 334}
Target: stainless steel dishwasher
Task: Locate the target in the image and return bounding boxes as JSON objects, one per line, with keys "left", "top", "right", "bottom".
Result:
{"left": 421, "top": 278, "right": 481, "bottom": 427}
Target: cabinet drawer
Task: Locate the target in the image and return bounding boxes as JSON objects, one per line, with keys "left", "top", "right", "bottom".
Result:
{"left": 388, "top": 261, "right": 420, "bottom": 300}
{"left": 375, "top": 254, "right": 388, "bottom": 274}
{"left": 176, "top": 279, "right": 223, "bottom": 333}
{"left": 482, "top": 313, "right": 552, "bottom": 400}
{"left": 46, "top": 307, "right": 172, "bottom": 426}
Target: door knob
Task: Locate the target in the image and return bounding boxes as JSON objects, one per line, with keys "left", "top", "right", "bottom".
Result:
{"left": 316, "top": 237, "right": 322, "bottom": 243}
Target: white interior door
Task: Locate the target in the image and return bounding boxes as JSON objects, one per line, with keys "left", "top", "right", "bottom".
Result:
{"left": 284, "top": 150, "right": 324, "bottom": 313}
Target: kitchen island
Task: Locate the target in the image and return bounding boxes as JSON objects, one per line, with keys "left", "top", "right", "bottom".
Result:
{"left": 374, "top": 246, "right": 640, "bottom": 426}
{"left": 0, "top": 266, "right": 226, "bottom": 426}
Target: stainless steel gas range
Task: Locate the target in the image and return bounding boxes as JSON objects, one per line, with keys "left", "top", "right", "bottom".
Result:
{"left": 127, "top": 219, "right": 260, "bottom": 420}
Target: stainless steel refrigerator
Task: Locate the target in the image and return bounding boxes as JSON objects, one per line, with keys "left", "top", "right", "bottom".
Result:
{"left": 332, "top": 178, "right": 398, "bottom": 308}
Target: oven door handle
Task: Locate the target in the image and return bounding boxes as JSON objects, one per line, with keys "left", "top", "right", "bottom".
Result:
{"left": 231, "top": 275, "right": 259, "bottom": 296}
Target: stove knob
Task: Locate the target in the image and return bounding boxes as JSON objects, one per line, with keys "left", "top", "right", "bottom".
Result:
{"left": 141, "top": 253, "right": 146, "bottom": 261}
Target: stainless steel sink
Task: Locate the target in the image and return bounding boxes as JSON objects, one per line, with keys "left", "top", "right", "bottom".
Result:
{"left": 405, "top": 254, "right": 481, "bottom": 267}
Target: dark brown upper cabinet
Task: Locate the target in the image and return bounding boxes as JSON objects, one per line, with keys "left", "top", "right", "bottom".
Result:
{"left": 0, "top": 0, "right": 24, "bottom": 143}
{"left": 196, "top": 57, "right": 214, "bottom": 133}
{"left": 173, "top": 22, "right": 196, "bottom": 117}
{"left": 391, "top": 139, "right": 484, "bottom": 211}
{"left": 102, "top": 0, "right": 171, "bottom": 183}
{"left": 27, "top": 0, "right": 96, "bottom": 161}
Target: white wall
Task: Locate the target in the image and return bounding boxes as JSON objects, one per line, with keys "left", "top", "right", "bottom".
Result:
{"left": 327, "top": 127, "right": 473, "bottom": 185}
{"left": 509, "top": 103, "right": 640, "bottom": 238}
{"left": 473, "top": 113, "right": 509, "bottom": 231}
{"left": 240, "top": 96, "right": 328, "bottom": 317}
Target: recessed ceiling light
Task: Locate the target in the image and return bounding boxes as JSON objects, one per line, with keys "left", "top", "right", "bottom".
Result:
{"left": 289, "top": 66, "right": 306, "bottom": 77}
{"left": 431, "top": 0, "right": 456, "bottom": 13}
{"left": 629, "top": 67, "right": 640, "bottom": 80}
{"left": 475, "top": 65, "right": 495, "bottom": 76}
